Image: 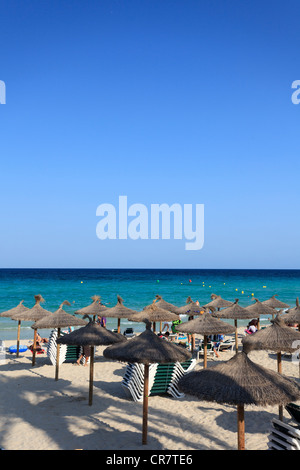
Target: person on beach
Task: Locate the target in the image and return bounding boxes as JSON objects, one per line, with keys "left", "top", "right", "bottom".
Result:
{"left": 245, "top": 319, "right": 258, "bottom": 334}
{"left": 76, "top": 345, "right": 91, "bottom": 366}
{"left": 96, "top": 316, "right": 107, "bottom": 328}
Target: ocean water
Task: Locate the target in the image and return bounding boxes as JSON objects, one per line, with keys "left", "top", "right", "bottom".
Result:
{"left": 0, "top": 268, "right": 299, "bottom": 342}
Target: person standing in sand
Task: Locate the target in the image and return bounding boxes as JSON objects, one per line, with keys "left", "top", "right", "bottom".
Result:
{"left": 76, "top": 345, "right": 91, "bottom": 366}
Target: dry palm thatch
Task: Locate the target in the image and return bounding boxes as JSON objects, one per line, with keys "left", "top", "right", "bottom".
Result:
{"left": 102, "top": 295, "right": 138, "bottom": 333}
{"left": 75, "top": 295, "right": 107, "bottom": 320}
{"left": 212, "top": 299, "right": 254, "bottom": 353}
{"left": 57, "top": 318, "right": 126, "bottom": 405}
{"left": 176, "top": 309, "right": 235, "bottom": 368}
{"left": 0, "top": 300, "right": 29, "bottom": 357}
{"left": 242, "top": 314, "right": 300, "bottom": 419}
{"left": 176, "top": 297, "right": 205, "bottom": 316}
{"left": 32, "top": 301, "right": 88, "bottom": 381}
{"left": 128, "top": 301, "right": 179, "bottom": 332}
{"left": 244, "top": 298, "right": 277, "bottom": 327}
{"left": 151, "top": 295, "right": 181, "bottom": 314}
{"left": 178, "top": 349, "right": 300, "bottom": 450}
{"left": 203, "top": 294, "right": 234, "bottom": 310}
{"left": 0, "top": 300, "right": 29, "bottom": 318}
{"left": 281, "top": 298, "right": 300, "bottom": 329}
{"left": 103, "top": 320, "right": 191, "bottom": 445}
{"left": 11, "top": 295, "right": 53, "bottom": 366}
{"left": 262, "top": 295, "right": 290, "bottom": 309}
{"left": 242, "top": 315, "right": 300, "bottom": 356}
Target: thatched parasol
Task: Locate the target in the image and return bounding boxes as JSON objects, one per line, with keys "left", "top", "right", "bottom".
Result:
{"left": 103, "top": 320, "right": 191, "bottom": 445}
{"left": 176, "top": 309, "right": 235, "bottom": 368}
{"left": 262, "top": 295, "right": 290, "bottom": 310}
{"left": 75, "top": 295, "right": 108, "bottom": 321}
{"left": 151, "top": 295, "right": 181, "bottom": 314}
{"left": 178, "top": 349, "right": 300, "bottom": 450}
{"left": 11, "top": 295, "right": 53, "bottom": 366}
{"left": 244, "top": 298, "right": 277, "bottom": 329}
{"left": 176, "top": 297, "right": 204, "bottom": 316}
{"left": 32, "top": 301, "right": 88, "bottom": 380}
{"left": 203, "top": 294, "right": 234, "bottom": 310}
{"left": 0, "top": 300, "right": 29, "bottom": 357}
{"left": 212, "top": 299, "right": 253, "bottom": 353}
{"left": 57, "top": 318, "right": 126, "bottom": 405}
{"left": 175, "top": 297, "right": 207, "bottom": 352}
{"left": 242, "top": 314, "right": 300, "bottom": 418}
{"left": 102, "top": 295, "right": 138, "bottom": 333}
{"left": 128, "top": 301, "right": 179, "bottom": 332}
{"left": 281, "top": 298, "right": 300, "bottom": 330}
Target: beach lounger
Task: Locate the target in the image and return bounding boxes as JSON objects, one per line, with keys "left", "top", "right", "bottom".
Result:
{"left": 121, "top": 359, "right": 196, "bottom": 401}
{"left": 285, "top": 403, "right": 300, "bottom": 425}
{"left": 123, "top": 328, "right": 135, "bottom": 338}
{"left": 268, "top": 418, "right": 300, "bottom": 450}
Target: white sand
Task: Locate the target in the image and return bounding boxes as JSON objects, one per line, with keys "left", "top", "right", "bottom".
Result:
{"left": 0, "top": 329, "right": 299, "bottom": 451}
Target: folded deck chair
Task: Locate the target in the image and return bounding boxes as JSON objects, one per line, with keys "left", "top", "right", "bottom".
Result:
{"left": 268, "top": 418, "right": 300, "bottom": 450}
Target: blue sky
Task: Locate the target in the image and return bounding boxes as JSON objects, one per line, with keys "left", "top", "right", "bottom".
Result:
{"left": 0, "top": 0, "right": 300, "bottom": 268}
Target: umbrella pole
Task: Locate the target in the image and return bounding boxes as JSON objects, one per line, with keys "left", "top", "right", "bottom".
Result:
{"left": 234, "top": 320, "right": 238, "bottom": 354}
{"left": 277, "top": 352, "right": 283, "bottom": 420}
{"left": 89, "top": 346, "right": 95, "bottom": 406}
{"left": 117, "top": 318, "right": 121, "bottom": 334}
{"left": 55, "top": 327, "right": 61, "bottom": 381}
{"left": 142, "top": 363, "right": 149, "bottom": 445}
{"left": 237, "top": 404, "right": 245, "bottom": 450}
{"left": 32, "top": 329, "right": 37, "bottom": 366}
{"left": 203, "top": 335, "right": 207, "bottom": 369}
{"left": 16, "top": 320, "right": 21, "bottom": 357}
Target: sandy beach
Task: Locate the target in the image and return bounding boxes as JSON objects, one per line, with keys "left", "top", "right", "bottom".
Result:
{"left": 0, "top": 328, "right": 299, "bottom": 451}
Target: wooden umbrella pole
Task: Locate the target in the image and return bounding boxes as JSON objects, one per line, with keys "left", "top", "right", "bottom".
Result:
{"left": 88, "top": 346, "right": 95, "bottom": 406}
{"left": 55, "top": 327, "right": 61, "bottom": 381}
{"left": 203, "top": 335, "right": 207, "bottom": 369}
{"left": 277, "top": 352, "right": 283, "bottom": 420}
{"left": 117, "top": 318, "right": 121, "bottom": 334}
{"left": 32, "top": 329, "right": 37, "bottom": 366}
{"left": 237, "top": 404, "right": 245, "bottom": 450}
{"left": 16, "top": 320, "right": 21, "bottom": 357}
{"left": 234, "top": 320, "right": 238, "bottom": 354}
{"left": 142, "top": 363, "right": 149, "bottom": 445}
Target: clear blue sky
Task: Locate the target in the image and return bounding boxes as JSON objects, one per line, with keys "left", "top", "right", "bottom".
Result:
{"left": 0, "top": 0, "right": 300, "bottom": 269}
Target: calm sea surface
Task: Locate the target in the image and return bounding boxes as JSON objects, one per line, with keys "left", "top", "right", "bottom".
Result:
{"left": 0, "top": 268, "right": 299, "bottom": 341}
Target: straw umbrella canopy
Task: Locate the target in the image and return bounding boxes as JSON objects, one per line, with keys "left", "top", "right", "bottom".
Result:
{"left": 101, "top": 295, "right": 138, "bottom": 333}
{"left": 57, "top": 318, "right": 126, "bottom": 405}
{"left": 75, "top": 295, "right": 107, "bottom": 321}
{"left": 103, "top": 320, "right": 191, "bottom": 445}
{"left": 244, "top": 298, "right": 277, "bottom": 329}
{"left": 176, "top": 309, "right": 235, "bottom": 368}
{"left": 176, "top": 297, "right": 205, "bottom": 316}
{"left": 0, "top": 301, "right": 29, "bottom": 357}
{"left": 281, "top": 298, "right": 300, "bottom": 330}
{"left": 178, "top": 348, "right": 300, "bottom": 450}
{"left": 242, "top": 314, "right": 300, "bottom": 419}
{"left": 151, "top": 294, "right": 181, "bottom": 313}
{"left": 262, "top": 295, "right": 290, "bottom": 310}
{"left": 212, "top": 299, "right": 253, "bottom": 353}
{"left": 176, "top": 297, "right": 207, "bottom": 352}
{"left": 203, "top": 294, "right": 234, "bottom": 310}
{"left": 11, "top": 295, "right": 53, "bottom": 366}
{"left": 32, "top": 301, "right": 88, "bottom": 380}
{"left": 128, "top": 301, "right": 179, "bottom": 332}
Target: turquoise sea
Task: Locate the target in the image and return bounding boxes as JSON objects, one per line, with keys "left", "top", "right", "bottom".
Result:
{"left": 0, "top": 268, "right": 299, "bottom": 342}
